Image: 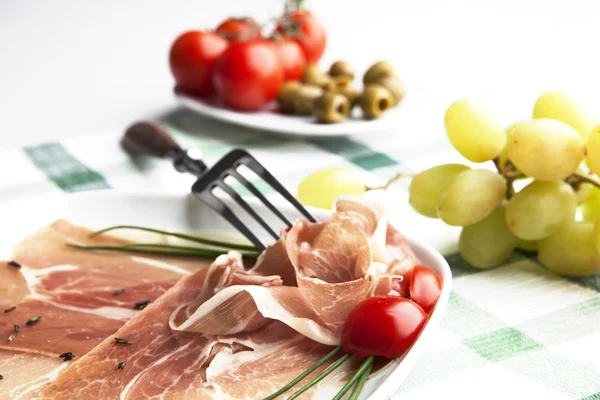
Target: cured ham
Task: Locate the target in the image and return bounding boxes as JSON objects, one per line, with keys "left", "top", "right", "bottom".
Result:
{"left": 2, "top": 195, "right": 418, "bottom": 399}
{"left": 41, "top": 253, "right": 354, "bottom": 399}
{"left": 0, "top": 220, "right": 213, "bottom": 399}
{"left": 0, "top": 350, "right": 65, "bottom": 400}
{"left": 172, "top": 196, "right": 417, "bottom": 344}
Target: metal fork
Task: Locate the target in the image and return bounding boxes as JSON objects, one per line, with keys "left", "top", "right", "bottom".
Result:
{"left": 121, "top": 121, "right": 316, "bottom": 250}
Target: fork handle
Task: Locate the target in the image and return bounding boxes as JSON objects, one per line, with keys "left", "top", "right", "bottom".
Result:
{"left": 121, "top": 121, "right": 181, "bottom": 158}
{"left": 121, "top": 120, "right": 208, "bottom": 177}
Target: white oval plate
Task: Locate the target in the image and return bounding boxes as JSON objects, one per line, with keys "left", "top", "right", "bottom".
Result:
{"left": 174, "top": 86, "right": 421, "bottom": 137}
{"left": 0, "top": 190, "right": 451, "bottom": 399}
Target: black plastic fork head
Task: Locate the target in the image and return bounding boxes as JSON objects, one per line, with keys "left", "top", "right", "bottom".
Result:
{"left": 191, "top": 149, "right": 316, "bottom": 250}
{"left": 121, "top": 123, "right": 313, "bottom": 250}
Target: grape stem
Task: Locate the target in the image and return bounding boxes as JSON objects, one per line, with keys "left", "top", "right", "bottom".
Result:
{"left": 506, "top": 179, "right": 516, "bottom": 200}
{"left": 491, "top": 156, "right": 600, "bottom": 196}
{"left": 492, "top": 157, "right": 502, "bottom": 172}
{"left": 366, "top": 172, "right": 414, "bottom": 191}
{"left": 570, "top": 172, "right": 600, "bottom": 190}
{"left": 492, "top": 158, "right": 525, "bottom": 200}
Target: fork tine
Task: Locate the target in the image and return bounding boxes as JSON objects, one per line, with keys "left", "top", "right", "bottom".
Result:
{"left": 228, "top": 170, "right": 293, "bottom": 228}
{"left": 192, "top": 191, "right": 266, "bottom": 251}
{"left": 241, "top": 156, "right": 317, "bottom": 223}
{"left": 216, "top": 181, "right": 280, "bottom": 241}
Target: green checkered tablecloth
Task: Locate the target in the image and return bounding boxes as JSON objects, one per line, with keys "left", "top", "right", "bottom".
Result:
{"left": 2, "top": 108, "right": 600, "bottom": 399}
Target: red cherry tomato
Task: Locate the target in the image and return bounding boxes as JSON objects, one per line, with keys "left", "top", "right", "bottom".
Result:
{"left": 274, "top": 37, "right": 307, "bottom": 81}
{"left": 410, "top": 265, "right": 442, "bottom": 314}
{"left": 216, "top": 17, "right": 261, "bottom": 41}
{"left": 342, "top": 296, "right": 427, "bottom": 359}
{"left": 169, "top": 31, "right": 228, "bottom": 97}
{"left": 213, "top": 40, "right": 284, "bottom": 111}
{"left": 277, "top": 10, "right": 326, "bottom": 63}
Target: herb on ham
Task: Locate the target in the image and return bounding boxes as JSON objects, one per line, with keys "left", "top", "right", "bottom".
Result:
{"left": 348, "top": 366, "right": 371, "bottom": 400}
{"left": 113, "top": 288, "right": 125, "bottom": 296}
{"left": 0, "top": 374, "right": 3, "bottom": 380}
{"left": 67, "top": 242, "right": 261, "bottom": 259}
{"left": 8, "top": 325, "right": 19, "bottom": 341}
{"left": 134, "top": 300, "right": 150, "bottom": 310}
{"left": 4, "top": 305, "right": 16, "bottom": 313}
{"left": 90, "top": 225, "right": 259, "bottom": 252}
{"left": 114, "top": 337, "right": 132, "bottom": 345}
{"left": 287, "top": 353, "right": 352, "bottom": 400}
{"left": 59, "top": 352, "right": 75, "bottom": 361}
{"left": 264, "top": 345, "right": 343, "bottom": 400}
{"left": 66, "top": 224, "right": 263, "bottom": 260}
{"left": 7, "top": 260, "right": 21, "bottom": 268}
{"left": 26, "top": 316, "right": 41, "bottom": 326}
{"left": 117, "top": 361, "right": 126, "bottom": 370}
{"left": 332, "top": 357, "right": 375, "bottom": 400}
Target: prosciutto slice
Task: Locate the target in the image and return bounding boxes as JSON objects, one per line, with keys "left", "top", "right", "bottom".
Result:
{"left": 171, "top": 195, "right": 418, "bottom": 344}
{"left": 41, "top": 253, "right": 353, "bottom": 400}
{"left": 0, "top": 220, "right": 213, "bottom": 398}
{"left": 4, "top": 195, "right": 418, "bottom": 399}
{"left": 0, "top": 350, "right": 65, "bottom": 400}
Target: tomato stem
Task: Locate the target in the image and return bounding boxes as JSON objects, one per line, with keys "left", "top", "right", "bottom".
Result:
{"left": 262, "top": 345, "right": 343, "bottom": 400}
{"left": 348, "top": 359, "right": 373, "bottom": 400}
{"left": 331, "top": 356, "right": 375, "bottom": 400}
{"left": 286, "top": 353, "right": 352, "bottom": 400}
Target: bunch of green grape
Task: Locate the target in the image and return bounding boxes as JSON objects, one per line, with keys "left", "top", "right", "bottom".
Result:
{"left": 410, "top": 91, "right": 600, "bottom": 276}
{"left": 296, "top": 90, "right": 600, "bottom": 277}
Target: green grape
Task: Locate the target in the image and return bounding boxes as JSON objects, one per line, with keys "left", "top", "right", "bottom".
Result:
{"left": 505, "top": 181, "right": 576, "bottom": 240}
{"left": 516, "top": 239, "right": 538, "bottom": 252}
{"left": 444, "top": 99, "right": 506, "bottom": 162}
{"left": 533, "top": 90, "right": 595, "bottom": 141}
{"left": 497, "top": 148, "right": 510, "bottom": 172}
{"left": 581, "top": 185, "right": 600, "bottom": 222}
{"left": 507, "top": 119, "right": 585, "bottom": 181}
{"left": 574, "top": 183, "right": 592, "bottom": 204}
{"left": 539, "top": 221, "right": 600, "bottom": 276}
{"left": 437, "top": 169, "right": 506, "bottom": 226}
{"left": 408, "top": 164, "right": 470, "bottom": 218}
{"left": 594, "top": 219, "right": 600, "bottom": 254}
{"left": 497, "top": 122, "right": 522, "bottom": 172}
{"left": 585, "top": 124, "right": 600, "bottom": 176}
{"left": 459, "top": 205, "right": 518, "bottom": 269}
{"left": 297, "top": 168, "right": 366, "bottom": 210}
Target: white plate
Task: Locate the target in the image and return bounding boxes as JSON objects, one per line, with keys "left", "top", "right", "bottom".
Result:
{"left": 0, "top": 190, "right": 451, "bottom": 399}
{"left": 175, "top": 87, "right": 420, "bottom": 137}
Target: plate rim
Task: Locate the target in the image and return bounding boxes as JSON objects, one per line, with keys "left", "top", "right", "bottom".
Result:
{"left": 175, "top": 91, "right": 405, "bottom": 137}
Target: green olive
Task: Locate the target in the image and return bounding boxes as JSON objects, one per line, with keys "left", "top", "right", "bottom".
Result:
{"left": 336, "top": 83, "right": 360, "bottom": 107}
{"left": 374, "top": 75, "right": 405, "bottom": 105}
{"left": 302, "top": 64, "right": 331, "bottom": 88}
{"left": 292, "top": 85, "right": 324, "bottom": 115}
{"left": 329, "top": 61, "right": 354, "bottom": 79}
{"left": 322, "top": 75, "right": 352, "bottom": 93}
{"left": 363, "top": 61, "right": 396, "bottom": 85}
{"left": 360, "top": 84, "right": 394, "bottom": 119}
{"left": 321, "top": 76, "right": 359, "bottom": 107}
{"left": 314, "top": 93, "right": 351, "bottom": 124}
{"left": 276, "top": 81, "right": 302, "bottom": 114}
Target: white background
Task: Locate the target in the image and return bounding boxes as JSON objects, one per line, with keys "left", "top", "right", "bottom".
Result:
{"left": 1, "top": 0, "right": 600, "bottom": 148}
